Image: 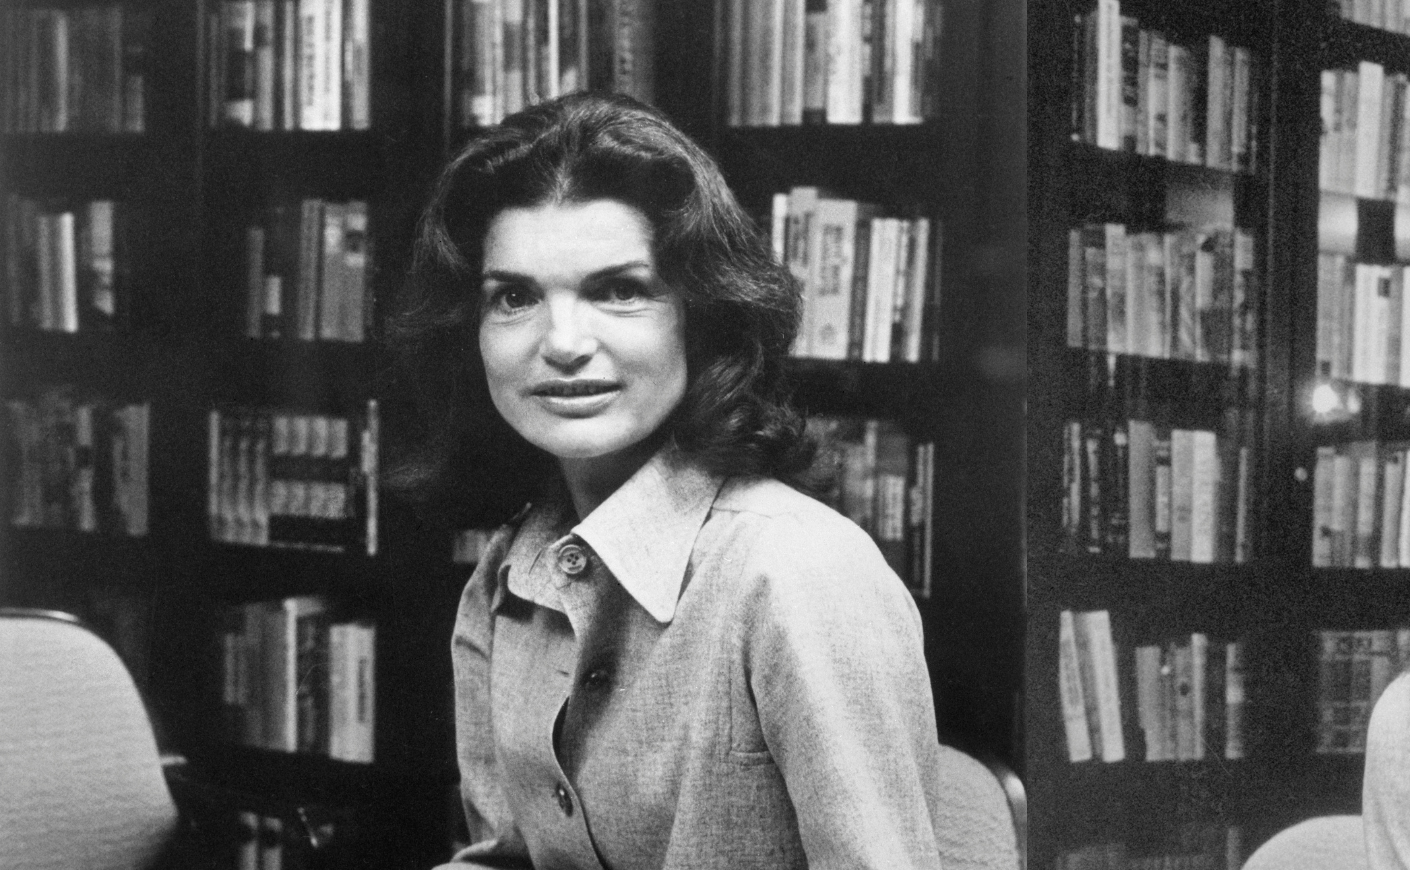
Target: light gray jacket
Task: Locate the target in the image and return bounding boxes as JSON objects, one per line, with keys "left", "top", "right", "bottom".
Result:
{"left": 439, "top": 448, "right": 948, "bottom": 869}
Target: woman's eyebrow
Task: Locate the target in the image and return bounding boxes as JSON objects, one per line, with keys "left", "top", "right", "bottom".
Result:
{"left": 480, "top": 260, "right": 653, "bottom": 285}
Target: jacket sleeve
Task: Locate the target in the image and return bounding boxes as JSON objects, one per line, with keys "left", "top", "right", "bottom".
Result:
{"left": 1365, "top": 672, "right": 1410, "bottom": 870}
{"left": 433, "top": 524, "right": 533, "bottom": 870}
{"left": 741, "top": 512, "right": 946, "bottom": 870}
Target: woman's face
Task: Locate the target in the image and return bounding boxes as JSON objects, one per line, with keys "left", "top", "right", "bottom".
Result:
{"left": 478, "top": 198, "right": 688, "bottom": 472}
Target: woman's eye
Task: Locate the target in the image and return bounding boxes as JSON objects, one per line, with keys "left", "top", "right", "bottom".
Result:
{"left": 487, "top": 286, "right": 535, "bottom": 312}
{"left": 599, "top": 279, "right": 647, "bottom": 303}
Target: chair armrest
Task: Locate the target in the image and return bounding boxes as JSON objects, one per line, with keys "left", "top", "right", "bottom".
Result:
{"left": 977, "top": 756, "right": 1027, "bottom": 870}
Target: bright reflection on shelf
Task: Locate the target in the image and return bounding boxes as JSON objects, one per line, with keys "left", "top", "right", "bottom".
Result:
{"left": 1311, "top": 383, "right": 1341, "bottom": 416}
{"left": 1309, "top": 381, "right": 1361, "bottom": 420}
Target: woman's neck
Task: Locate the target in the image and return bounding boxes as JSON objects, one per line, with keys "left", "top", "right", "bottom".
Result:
{"left": 559, "top": 436, "right": 666, "bottom": 520}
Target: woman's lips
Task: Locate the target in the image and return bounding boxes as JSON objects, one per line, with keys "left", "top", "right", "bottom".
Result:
{"left": 531, "top": 379, "right": 619, "bottom": 397}
{"left": 530, "top": 381, "right": 621, "bottom": 415}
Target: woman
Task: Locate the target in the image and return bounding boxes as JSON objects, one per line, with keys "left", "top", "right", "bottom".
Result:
{"left": 389, "top": 92, "right": 953, "bottom": 869}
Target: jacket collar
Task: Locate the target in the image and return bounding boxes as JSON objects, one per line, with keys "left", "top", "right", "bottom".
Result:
{"left": 498, "top": 447, "right": 723, "bottom": 624}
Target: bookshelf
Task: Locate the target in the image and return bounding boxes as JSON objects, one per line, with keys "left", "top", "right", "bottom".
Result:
{"left": 2, "top": 0, "right": 1023, "bottom": 865}
{"left": 1031, "top": 0, "right": 1410, "bottom": 866}
{"left": 693, "top": 0, "right": 1025, "bottom": 763}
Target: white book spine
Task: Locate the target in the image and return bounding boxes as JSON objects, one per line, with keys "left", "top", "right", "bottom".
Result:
{"left": 1083, "top": 610, "right": 1126, "bottom": 762}
{"left": 1358, "top": 60, "right": 1386, "bottom": 198}
{"left": 1095, "top": 0, "right": 1121, "bottom": 150}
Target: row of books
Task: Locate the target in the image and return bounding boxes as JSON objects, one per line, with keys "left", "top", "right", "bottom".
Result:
{"left": 1329, "top": 0, "right": 1410, "bottom": 39}
{"left": 1071, "top": 2, "right": 1260, "bottom": 173}
{"left": 219, "top": 596, "right": 376, "bottom": 762}
{"left": 1316, "top": 254, "right": 1410, "bottom": 385}
{"left": 1319, "top": 62, "right": 1410, "bottom": 201}
{"left": 807, "top": 415, "right": 934, "bottom": 597}
{"left": 447, "top": 0, "right": 655, "bottom": 129}
{"left": 1059, "top": 610, "right": 1246, "bottom": 765}
{"left": 207, "top": 402, "right": 379, "bottom": 556}
{"left": 1063, "top": 417, "right": 1256, "bottom": 565}
{"left": 1055, "top": 826, "right": 1243, "bottom": 870}
{"left": 209, "top": 0, "right": 370, "bottom": 131}
{"left": 0, "top": 4, "right": 148, "bottom": 134}
{"left": 1309, "top": 440, "right": 1410, "bottom": 569}
{"left": 772, "top": 187, "right": 937, "bottom": 363}
{"left": 1132, "top": 635, "right": 1246, "bottom": 763}
{"left": 3, "top": 195, "right": 127, "bottom": 333}
{"left": 1315, "top": 628, "right": 1410, "bottom": 754}
{"left": 1066, "top": 223, "right": 1260, "bottom": 367}
{"left": 4, "top": 387, "right": 149, "bottom": 537}
{"left": 722, "top": 0, "right": 942, "bottom": 127}
{"left": 239, "top": 199, "right": 370, "bottom": 343}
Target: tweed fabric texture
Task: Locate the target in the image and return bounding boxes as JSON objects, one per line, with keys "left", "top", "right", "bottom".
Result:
{"left": 438, "top": 449, "right": 962, "bottom": 870}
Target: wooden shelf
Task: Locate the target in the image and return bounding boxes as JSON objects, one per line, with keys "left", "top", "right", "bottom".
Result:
{"left": 1065, "top": 143, "right": 1265, "bottom": 227}
{"left": 1302, "top": 380, "right": 1410, "bottom": 442}
{"left": 1029, "top": 557, "right": 1265, "bottom": 631}
{"left": 1323, "top": 18, "right": 1410, "bottom": 72}
{"left": 201, "top": 131, "right": 396, "bottom": 198}
{"left": 0, "top": 134, "right": 188, "bottom": 197}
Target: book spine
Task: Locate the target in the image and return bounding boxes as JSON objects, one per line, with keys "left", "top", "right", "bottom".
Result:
{"left": 1058, "top": 610, "right": 1095, "bottom": 763}
{"left": 802, "top": 0, "right": 827, "bottom": 124}
{"left": 344, "top": 0, "right": 370, "bottom": 129}
{"left": 296, "top": 198, "right": 323, "bottom": 340}
{"left": 826, "top": 0, "right": 863, "bottom": 123}
{"left": 297, "top": 0, "right": 327, "bottom": 129}
{"left": 1070, "top": 609, "right": 1109, "bottom": 761}
{"left": 362, "top": 398, "right": 379, "bottom": 556}
{"left": 253, "top": 0, "right": 276, "bottom": 129}
{"left": 780, "top": 0, "right": 806, "bottom": 124}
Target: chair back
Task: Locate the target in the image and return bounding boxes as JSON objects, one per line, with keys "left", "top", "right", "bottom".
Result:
{"left": 0, "top": 608, "right": 179, "bottom": 870}
{"left": 934, "top": 746, "right": 1027, "bottom": 870}
{"left": 1242, "top": 815, "right": 1369, "bottom": 870}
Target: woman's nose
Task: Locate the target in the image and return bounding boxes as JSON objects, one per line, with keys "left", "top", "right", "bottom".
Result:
{"left": 541, "top": 297, "right": 596, "bottom": 367}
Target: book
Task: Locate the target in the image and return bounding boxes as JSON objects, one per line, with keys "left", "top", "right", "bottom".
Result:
{"left": 863, "top": 216, "right": 901, "bottom": 362}
{"left": 806, "top": 197, "right": 880, "bottom": 358}
{"left": 1134, "top": 643, "right": 1170, "bottom": 761}
{"left": 343, "top": 0, "right": 370, "bottom": 129}
{"left": 222, "top": 1, "right": 257, "bottom": 127}
{"left": 825, "top": 0, "right": 864, "bottom": 123}
{"left": 329, "top": 619, "right": 376, "bottom": 761}
{"left": 317, "top": 200, "right": 349, "bottom": 342}
{"left": 801, "top": 0, "right": 827, "bottom": 124}
{"left": 266, "top": 595, "right": 327, "bottom": 752}
{"left": 1076, "top": 609, "right": 1125, "bottom": 762}
{"left": 1127, "top": 419, "right": 1156, "bottom": 558}
{"left": 782, "top": 186, "right": 822, "bottom": 356}
{"left": 1059, "top": 610, "right": 1095, "bottom": 763}
{"left": 1169, "top": 428, "right": 1195, "bottom": 562}
{"left": 3, "top": 387, "right": 149, "bottom": 536}
{"left": 253, "top": 0, "right": 276, "bottom": 129}
{"left": 295, "top": 198, "right": 324, "bottom": 340}
{"left": 1224, "top": 641, "right": 1246, "bottom": 760}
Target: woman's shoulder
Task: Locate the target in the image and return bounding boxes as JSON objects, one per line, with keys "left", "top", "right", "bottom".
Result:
{"left": 701, "top": 475, "right": 922, "bottom": 641}
{"left": 707, "top": 476, "right": 902, "bottom": 585}
{"left": 712, "top": 475, "right": 870, "bottom": 540}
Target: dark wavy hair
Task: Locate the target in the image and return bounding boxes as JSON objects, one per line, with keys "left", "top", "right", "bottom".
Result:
{"left": 384, "top": 92, "right": 814, "bottom": 521}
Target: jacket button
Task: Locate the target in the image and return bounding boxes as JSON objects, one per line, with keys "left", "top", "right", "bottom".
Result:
{"left": 558, "top": 543, "right": 588, "bottom": 576}
{"left": 554, "top": 783, "right": 574, "bottom": 816}
{"left": 582, "top": 667, "right": 612, "bottom": 689}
